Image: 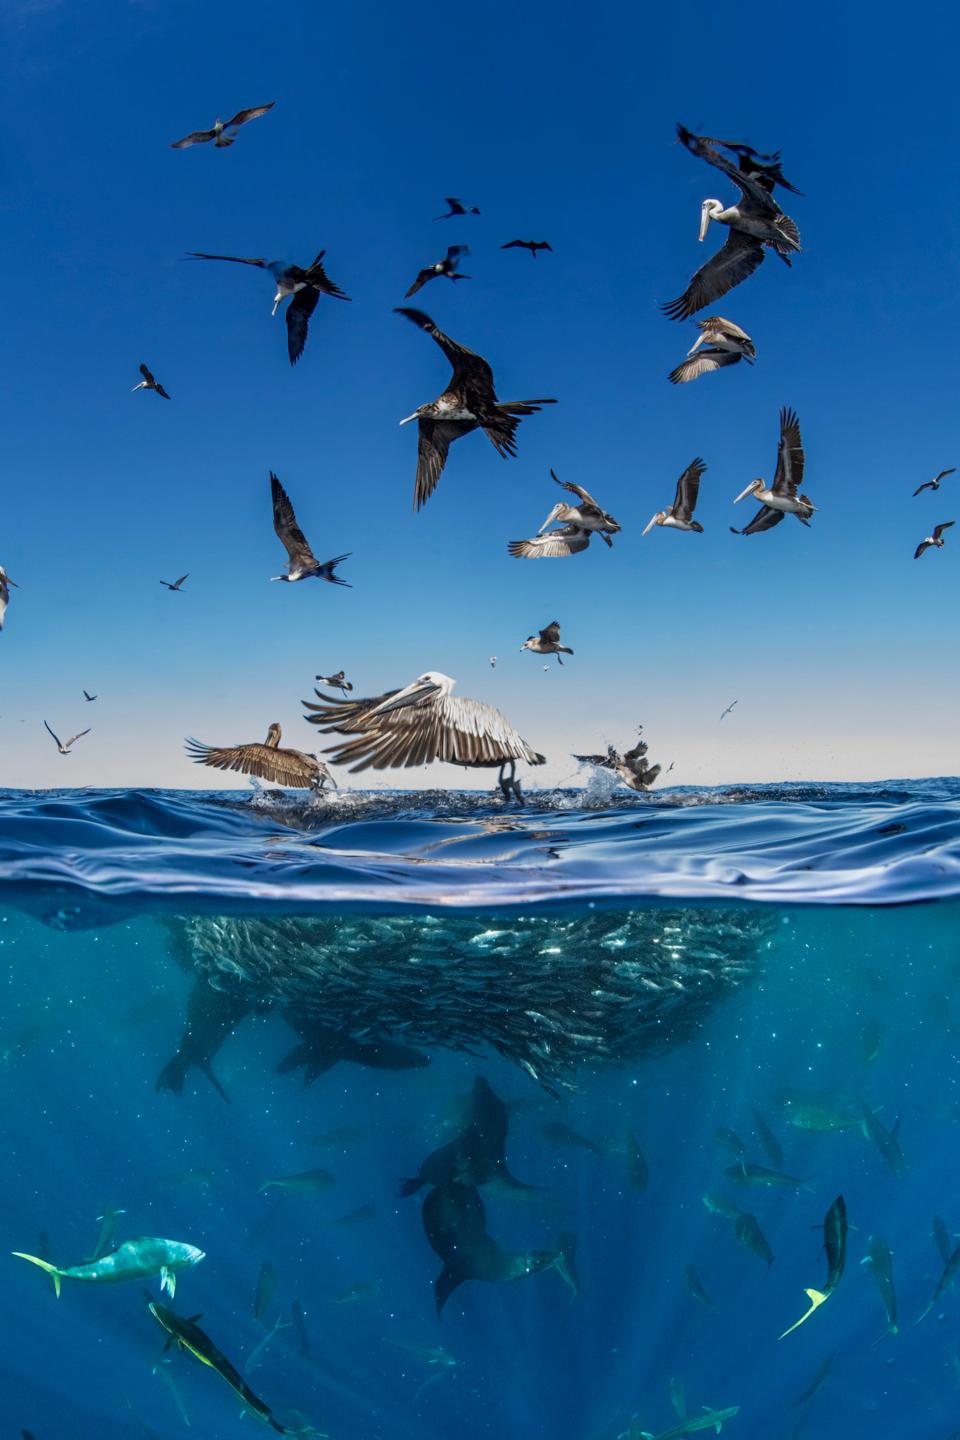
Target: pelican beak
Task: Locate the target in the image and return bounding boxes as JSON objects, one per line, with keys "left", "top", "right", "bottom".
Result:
{"left": 398, "top": 412, "right": 418, "bottom": 426}
{"left": 698, "top": 201, "right": 713, "bottom": 243}
{"left": 537, "top": 503, "right": 564, "bottom": 535}
{"left": 370, "top": 679, "right": 441, "bottom": 715}
{"left": 733, "top": 482, "right": 758, "bottom": 504}
{"left": 641, "top": 514, "right": 659, "bottom": 536}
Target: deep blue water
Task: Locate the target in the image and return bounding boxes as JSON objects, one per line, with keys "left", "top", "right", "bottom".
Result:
{"left": 2, "top": 782, "right": 960, "bottom": 1439}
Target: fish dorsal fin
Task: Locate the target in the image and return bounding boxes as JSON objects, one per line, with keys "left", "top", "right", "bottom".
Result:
{"left": 779, "top": 1287, "right": 829, "bottom": 1339}
{"left": 187, "top": 1312, "right": 203, "bottom": 1323}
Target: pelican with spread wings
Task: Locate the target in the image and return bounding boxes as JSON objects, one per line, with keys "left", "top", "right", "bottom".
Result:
{"left": 730, "top": 409, "right": 814, "bottom": 535}
{"left": 186, "top": 723, "right": 335, "bottom": 790}
{"left": 669, "top": 317, "right": 756, "bottom": 384}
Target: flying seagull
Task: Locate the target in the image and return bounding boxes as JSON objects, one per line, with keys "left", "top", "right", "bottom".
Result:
{"left": 270, "top": 472, "right": 351, "bottom": 585}
{"left": 720, "top": 700, "right": 738, "bottom": 721}
{"left": 185, "top": 724, "right": 335, "bottom": 790}
{"left": 187, "top": 249, "right": 350, "bottom": 365}
{"left": 643, "top": 458, "right": 706, "bottom": 535}
{"left": 730, "top": 408, "right": 814, "bottom": 535}
{"left": 914, "top": 521, "right": 954, "bottom": 559}
{"left": 132, "top": 363, "right": 171, "bottom": 399}
{"left": 170, "top": 102, "right": 275, "bottom": 149}
{"left": 913, "top": 468, "right": 956, "bottom": 497}
{"left": 508, "top": 525, "right": 592, "bottom": 559}
{"left": 669, "top": 317, "right": 756, "bottom": 384}
{"left": 83, "top": 690, "right": 97, "bottom": 703}
{"left": 44, "top": 720, "right": 90, "bottom": 754}
{"left": 0, "top": 567, "right": 17, "bottom": 632}
{"left": 434, "top": 198, "right": 480, "bottom": 220}
{"left": 573, "top": 740, "right": 661, "bottom": 792}
{"left": 303, "top": 672, "right": 545, "bottom": 803}
{"left": 316, "top": 671, "right": 353, "bottom": 695}
{"left": 405, "top": 246, "right": 471, "bottom": 297}
{"left": 521, "top": 621, "right": 573, "bottom": 666}
{"left": 160, "top": 574, "right": 189, "bottom": 591}
{"left": 395, "top": 307, "right": 556, "bottom": 510}
{"left": 489, "top": 657, "right": 497, "bottom": 668}
{"left": 663, "top": 125, "right": 801, "bottom": 321}
{"left": 501, "top": 240, "right": 553, "bottom": 258}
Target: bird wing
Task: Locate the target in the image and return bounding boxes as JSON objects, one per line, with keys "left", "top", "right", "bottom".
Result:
{"left": 539, "top": 621, "right": 562, "bottom": 645}
{"left": 669, "top": 349, "right": 741, "bottom": 384}
{"left": 271, "top": 472, "right": 317, "bottom": 566}
{"left": 447, "top": 245, "right": 470, "bottom": 261}
{"left": 44, "top": 720, "right": 63, "bottom": 748}
{"left": 405, "top": 267, "right": 435, "bottom": 298}
{"left": 224, "top": 102, "right": 275, "bottom": 129}
{"left": 65, "top": 729, "right": 91, "bottom": 748}
{"left": 286, "top": 287, "right": 320, "bottom": 366}
{"left": 302, "top": 252, "right": 350, "bottom": 300}
{"left": 731, "top": 505, "right": 785, "bottom": 536}
{"left": 139, "top": 363, "right": 156, "bottom": 384}
{"left": 170, "top": 128, "right": 217, "bottom": 149}
{"left": 933, "top": 521, "right": 955, "bottom": 540}
{"left": 914, "top": 540, "right": 932, "bottom": 559}
{"left": 663, "top": 230, "right": 766, "bottom": 322}
{"left": 935, "top": 469, "right": 957, "bottom": 483}
{"left": 704, "top": 137, "right": 804, "bottom": 197}
{"left": 394, "top": 308, "right": 495, "bottom": 393}
{"left": 155, "top": 382, "right": 171, "bottom": 399}
{"left": 550, "top": 468, "right": 602, "bottom": 510}
{"left": 673, "top": 458, "right": 706, "bottom": 521}
{"left": 508, "top": 527, "right": 591, "bottom": 558}
{"left": 171, "top": 574, "right": 188, "bottom": 588}
{"left": 573, "top": 752, "right": 615, "bottom": 770}
{"left": 772, "top": 407, "right": 805, "bottom": 498}
{"left": 701, "top": 315, "right": 753, "bottom": 343}
{"left": 186, "top": 252, "right": 268, "bottom": 268}
{"left": 676, "top": 125, "right": 780, "bottom": 212}
{"left": 185, "top": 738, "right": 320, "bottom": 788}
{"left": 912, "top": 482, "right": 933, "bottom": 495}
{"left": 501, "top": 241, "right": 525, "bottom": 250}
{"left": 413, "top": 418, "right": 477, "bottom": 510}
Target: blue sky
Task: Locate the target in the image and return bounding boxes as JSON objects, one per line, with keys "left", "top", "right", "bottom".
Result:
{"left": 1, "top": 0, "right": 957, "bottom": 790}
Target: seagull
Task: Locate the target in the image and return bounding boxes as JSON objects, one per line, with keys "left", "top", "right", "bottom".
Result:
{"left": 573, "top": 740, "right": 661, "bottom": 792}
{"left": 913, "top": 468, "right": 956, "bottom": 497}
{"left": 303, "top": 672, "right": 545, "bottom": 803}
{"left": 521, "top": 621, "right": 573, "bottom": 666}
{"left": 316, "top": 671, "right": 353, "bottom": 695}
{"left": 395, "top": 307, "right": 556, "bottom": 510}
{"left": 405, "top": 246, "right": 471, "bottom": 297}
{"left": 508, "top": 525, "right": 592, "bottom": 559}
{"left": 0, "top": 567, "right": 17, "bottom": 632}
{"left": 44, "top": 720, "right": 90, "bottom": 754}
{"left": 663, "top": 125, "right": 801, "bottom": 321}
{"left": 132, "top": 363, "right": 171, "bottom": 399}
{"left": 185, "top": 724, "right": 335, "bottom": 790}
{"left": 170, "top": 102, "right": 275, "bottom": 149}
{"left": 501, "top": 240, "right": 553, "bottom": 258}
{"left": 83, "top": 690, "right": 98, "bottom": 703}
{"left": 187, "top": 249, "right": 350, "bottom": 365}
{"left": 669, "top": 317, "right": 756, "bottom": 384}
{"left": 270, "top": 473, "right": 351, "bottom": 585}
{"left": 434, "top": 198, "right": 480, "bottom": 220}
{"left": 489, "top": 657, "right": 497, "bottom": 668}
{"left": 643, "top": 458, "right": 706, "bottom": 535}
{"left": 720, "top": 700, "right": 738, "bottom": 721}
{"left": 160, "top": 574, "right": 189, "bottom": 591}
{"left": 730, "top": 408, "right": 814, "bottom": 535}
{"left": 538, "top": 470, "right": 620, "bottom": 545}
{"left": 914, "top": 521, "right": 954, "bottom": 559}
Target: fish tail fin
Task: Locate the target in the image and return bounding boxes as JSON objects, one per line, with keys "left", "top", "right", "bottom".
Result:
{"left": 12, "top": 1252, "right": 62, "bottom": 1297}
{"left": 779, "top": 1288, "right": 829, "bottom": 1339}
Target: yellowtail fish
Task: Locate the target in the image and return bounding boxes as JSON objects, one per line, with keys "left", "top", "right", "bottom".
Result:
{"left": 859, "top": 1019, "right": 881, "bottom": 1065}
{"left": 309, "top": 1124, "right": 368, "bottom": 1149}
{"left": 632, "top": 1403, "right": 740, "bottom": 1438}
{"left": 861, "top": 1235, "right": 897, "bottom": 1340}
{"left": 328, "top": 1202, "right": 378, "bottom": 1228}
{"left": 333, "top": 1281, "right": 380, "bottom": 1305}
{"left": 933, "top": 1216, "right": 955, "bottom": 1267}
{"left": 734, "top": 1213, "right": 774, "bottom": 1267}
{"left": 789, "top": 1353, "right": 833, "bottom": 1408}
{"left": 780, "top": 1195, "right": 846, "bottom": 1338}
{"left": 702, "top": 1192, "right": 740, "bottom": 1220}
{"left": 291, "top": 1299, "right": 310, "bottom": 1357}
{"left": 148, "top": 1302, "right": 289, "bottom": 1433}
{"left": 724, "top": 1162, "right": 807, "bottom": 1191}
{"left": 258, "top": 1169, "right": 335, "bottom": 1194}
{"left": 773, "top": 1089, "right": 859, "bottom": 1133}
{"left": 684, "top": 1265, "right": 717, "bottom": 1312}
{"left": 13, "top": 1237, "right": 204, "bottom": 1299}
{"left": 860, "top": 1102, "right": 905, "bottom": 1176}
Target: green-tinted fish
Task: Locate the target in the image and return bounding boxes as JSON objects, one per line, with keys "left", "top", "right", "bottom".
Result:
{"left": 734, "top": 1213, "right": 774, "bottom": 1267}
{"left": 13, "top": 1237, "right": 204, "bottom": 1299}
{"left": 780, "top": 1195, "right": 846, "bottom": 1338}
{"left": 258, "top": 1169, "right": 335, "bottom": 1194}
{"left": 751, "top": 1109, "right": 783, "bottom": 1169}
{"left": 860, "top": 1103, "right": 905, "bottom": 1176}
{"left": 702, "top": 1191, "right": 740, "bottom": 1220}
{"left": 933, "top": 1216, "right": 954, "bottom": 1267}
{"left": 774, "top": 1089, "right": 859, "bottom": 1133}
{"left": 669, "top": 1375, "right": 687, "bottom": 1419}
{"left": 148, "top": 1302, "right": 289, "bottom": 1433}
{"left": 861, "top": 1235, "right": 897, "bottom": 1340}
{"left": 253, "top": 1260, "right": 277, "bottom": 1320}
{"left": 539, "top": 1121, "right": 604, "bottom": 1156}
{"left": 384, "top": 1339, "right": 460, "bottom": 1369}
{"left": 724, "top": 1162, "right": 807, "bottom": 1191}
{"left": 625, "top": 1131, "right": 649, "bottom": 1192}
{"left": 684, "top": 1265, "right": 717, "bottom": 1312}
{"left": 918, "top": 1239, "right": 960, "bottom": 1321}
{"left": 632, "top": 1403, "right": 740, "bottom": 1438}
{"left": 308, "top": 1125, "right": 369, "bottom": 1150}
{"left": 713, "top": 1128, "right": 746, "bottom": 1159}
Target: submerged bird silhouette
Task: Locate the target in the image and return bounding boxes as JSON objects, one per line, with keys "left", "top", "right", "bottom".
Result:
{"left": 132, "top": 363, "right": 171, "bottom": 399}
{"left": 170, "top": 102, "right": 275, "bottom": 149}
{"left": 187, "top": 249, "right": 350, "bottom": 365}
{"left": 405, "top": 246, "right": 471, "bottom": 297}
{"left": 185, "top": 723, "right": 335, "bottom": 790}
{"left": 44, "top": 720, "right": 90, "bottom": 754}
{"left": 270, "top": 473, "right": 351, "bottom": 585}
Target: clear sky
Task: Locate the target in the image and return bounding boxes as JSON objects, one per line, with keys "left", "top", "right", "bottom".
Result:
{"left": 1, "top": 0, "right": 958, "bottom": 791}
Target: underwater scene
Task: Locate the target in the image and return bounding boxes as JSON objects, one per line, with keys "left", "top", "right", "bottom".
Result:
{"left": 2, "top": 783, "right": 960, "bottom": 1439}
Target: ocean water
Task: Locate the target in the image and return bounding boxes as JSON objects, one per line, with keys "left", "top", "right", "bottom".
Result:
{"left": 2, "top": 781, "right": 960, "bottom": 1440}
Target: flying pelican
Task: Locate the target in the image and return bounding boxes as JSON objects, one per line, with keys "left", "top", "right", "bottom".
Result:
{"left": 720, "top": 700, "right": 738, "bottom": 721}
{"left": 185, "top": 724, "right": 335, "bottom": 790}
{"left": 669, "top": 317, "right": 756, "bottom": 384}
{"left": 170, "top": 102, "right": 274, "bottom": 149}
{"left": 538, "top": 470, "right": 620, "bottom": 545}
{"left": 508, "top": 525, "right": 592, "bottom": 558}
{"left": 643, "top": 458, "right": 706, "bottom": 535}
{"left": 730, "top": 408, "right": 813, "bottom": 535}
{"left": 663, "top": 125, "right": 801, "bottom": 321}
{"left": 302, "top": 673, "right": 545, "bottom": 803}
{"left": 316, "top": 671, "right": 353, "bottom": 695}
{"left": 270, "top": 473, "right": 351, "bottom": 585}
{"left": 395, "top": 308, "right": 556, "bottom": 510}
{"left": 83, "top": 690, "right": 97, "bottom": 703}
{"left": 914, "top": 521, "right": 954, "bottom": 559}
{"left": 521, "top": 621, "right": 573, "bottom": 665}
{"left": 914, "top": 468, "right": 956, "bottom": 496}
{"left": 573, "top": 740, "right": 661, "bottom": 792}
{"left": 434, "top": 198, "right": 480, "bottom": 220}
{"left": 501, "top": 240, "right": 553, "bottom": 258}
{"left": 405, "top": 246, "right": 471, "bottom": 297}
{"left": 0, "top": 567, "right": 17, "bottom": 631}
{"left": 187, "top": 249, "right": 350, "bottom": 365}
{"left": 160, "top": 574, "right": 189, "bottom": 591}
{"left": 44, "top": 720, "right": 90, "bottom": 754}
{"left": 132, "top": 363, "right": 171, "bottom": 399}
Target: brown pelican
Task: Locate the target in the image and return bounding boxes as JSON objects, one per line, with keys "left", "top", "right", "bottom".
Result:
{"left": 508, "top": 525, "right": 592, "bottom": 558}
{"left": 187, "top": 249, "right": 350, "bottom": 365}
{"left": 170, "top": 103, "right": 274, "bottom": 149}
{"left": 405, "top": 246, "right": 471, "bottom": 298}
{"left": 573, "top": 740, "right": 661, "bottom": 792}
{"left": 501, "top": 240, "right": 553, "bottom": 258}
{"left": 669, "top": 317, "right": 756, "bottom": 384}
{"left": 521, "top": 621, "right": 573, "bottom": 665}
{"left": 302, "top": 672, "right": 545, "bottom": 803}
{"left": 914, "top": 468, "right": 955, "bottom": 496}
{"left": 663, "top": 126, "right": 801, "bottom": 321}
{"left": 719, "top": 700, "right": 738, "bottom": 721}
{"left": 270, "top": 473, "right": 350, "bottom": 585}
{"left": 132, "top": 363, "right": 171, "bottom": 399}
{"left": 434, "top": 198, "right": 480, "bottom": 220}
{"left": 44, "top": 720, "right": 90, "bottom": 754}
{"left": 160, "top": 574, "right": 189, "bottom": 591}
{"left": 316, "top": 672, "right": 353, "bottom": 695}
{"left": 0, "top": 567, "right": 17, "bottom": 631}
{"left": 538, "top": 470, "right": 620, "bottom": 545}
{"left": 643, "top": 458, "right": 706, "bottom": 535}
{"left": 83, "top": 690, "right": 97, "bottom": 703}
{"left": 731, "top": 408, "right": 813, "bottom": 535}
{"left": 395, "top": 308, "right": 556, "bottom": 510}
{"left": 914, "top": 521, "right": 954, "bottom": 559}
{"left": 185, "top": 724, "right": 334, "bottom": 790}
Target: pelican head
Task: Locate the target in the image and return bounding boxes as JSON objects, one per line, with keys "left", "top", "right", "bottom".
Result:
{"left": 642, "top": 512, "right": 665, "bottom": 536}
{"left": 699, "top": 199, "right": 725, "bottom": 242}
{"left": 734, "top": 479, "right": 763, "bottom": 504}
{"left": 371, "top": 671, "right": 453, "bottom": 715}
{"left": 264, "top": 723, "right": 282, "bottom": 748}
{"left": 399, "top": 406, "right": 425, "bottom": 426}
{"left": 537, "top": 502, "right": 566, "bottom": 535}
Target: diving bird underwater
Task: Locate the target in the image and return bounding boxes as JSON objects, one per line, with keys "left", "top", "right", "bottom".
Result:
{"left": 398, "top": 1076, "right": 537, "bottom": 1196}
{"left": 269, "top": 472, "right": 351, "bottom": 585}
{"left": 132, "top": 363, "right": 171, "bottom": 399}
{"left": 185, "top": 723, "right": 335, "bottom": 791}
{"left": 13, "top": 1237, "right": 204, "bottom": 1298}
{"left": 914, "top": 521, "right": 954, "bottom": 558}
{"left": 148, "top": 1303, "right": 291, "bottom": 1433}
{"left": 155, "top": 975, "right": 255, "bottom": 1102}
{"left": 0, "top": 566, "right": 17, "bottom": 631}
{"left": 43, "top": 720, "right": 90, "bottom": 754}
{"left": 643, "top": 458, "right": 706, "bottom": 535}
{"left": 170, "top": 102, "right": 274, "bottom": 149}
{"left": 394, "top": 306, "right": 556, "bottom": 510}
{"left": 730, "top": 408, "right": 814, "bottom": 535}
{"left": 405, "top": 245, "right": 471, "bottom": 297}
{"left": 276, "top": 1008, "right": 429, "bottom": 1086}
{"left": 521, "top": 621, "right": 573, "bottom": 665}
{"left": 668, "top": 317, "right": 756, "bottom": 384}
{"left": 187, "top": 248, "right": 350, "bottom": 365}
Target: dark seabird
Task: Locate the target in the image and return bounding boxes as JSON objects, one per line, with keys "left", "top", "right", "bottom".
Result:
{"left": 643, "top": 458, "right": 706, "bottom": 535}
{"left": 395, "top": 307, "right": 556, "bottom": 510}
{"left": 0, "top": 566, "right": 17, "bottom": 631}
{"left": 160, "top": 574, "right": 189, "bottom": 591}
{"left": 132, "top": 363, "right": 171, "bottom": 399}
{"left": 434, "top": 197, "right": 480, "bottom": 220}
{"left": 914, "top": 521, "right": 954, "bottom": 559}
{"left": 521, "top": 621, "right": 573, "bottom": 665}
{"left": 170, "top": 103, "right": 275, "bottom": 149}
{"left": 538, "top": 470, "right": 620, "bottom": 545}
{"left": 185, "top": 723, "right": 335, "bottom": 790}
{"left": 270, "top": 472, "right": 350, "bottom": 585}
{"left": 501, "top": 240, "right": 553, "bottom": 258}
{"left": 720, "top": 700, "right": 738, "bottom": 721}
{"left": 574, "top": 739, "right": 661, "bottom": 791}
{"left": 303, "top": 671, "right": 545, "bottom": 803}
{"left": 421, "top": 1182, "right": 563, "bottom": 1316}
{"left": 663, "top": 125, "right": 802, "bottom": 321}
{"left": 187, "top": 249, "right": 350, "bottom": 365}
{"left": 44, "top": 720, "right": 90, "bottom": 754}
{"left": 83, "top": 690, "right": 97, "bottom": 702}
{"left": 315, "top": 671, "right": 353, "bottom": 695}
{"left": 731, "top": 408, "right": 814, "bottom": 535}
{"left": 697, "top": 135, "right": 803, "bottom": 195}
{"left": 405, "top": 246, "right": 471, "bottom": 297}
{"left": 669, "top": 316, "right": 756, "bottom": 384}
{"left": 914, "top": 468, "right": 956, "bottom": 496}
{"left": 508, "top": 525, "right": 592, "bottom": 558}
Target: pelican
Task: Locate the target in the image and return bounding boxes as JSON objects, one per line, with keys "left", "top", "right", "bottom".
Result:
{"left": 185, "top": 724, "right": 334, "bottom": 790}
{"left": 160, "top": 574, "right": 188, "bottom": 591}
{"left": 663, "top": 125, "right": 801, "bottom": 321}
{"left": 187, "top": 249, "right": 350, "bottom": 365}
{"left": 44, "top": 720, "right": 90, "bottom": 754}
{"left": 405, "top": 246, "right": 471, "bottom": 297}
{"left": 170, "top": 102, "right": 274, "bottom": 149}
{"left": 509, "top": 525, "right": 592, "bottom": 558}
{"left": 395, "top": 307, "right": 556, "bottom": 510}
{"left": 501, "top": 240, "right": 553, "bottom": 258}
{"left": 270, "top": 473, "right": 351, "bottom": 585}
{"left": 434, "top": 198, "right": 480, "bottom": 220}
{"left": 914, "top": 468, "right": 955, "bottom": 496}
{"left": 521, "top": 621, "right": 573, "bottom": 665}
{"left": 0, "top": 567, "right": 17, "bottom": 631}
{"left": 316, "top": 671, "right": 353, "bottom": 695}
{"left": 914, "top": 521, "right": 954, "bottom": 559}
{"left": 538, "top": 470, "right": 620, "bottom": 545}
{"left": 83, "top": 690, "right": 97, "bottom": 703}
{"left": 302, "top": 672, "right": 545, "bottom": 803}
{"left": 731, "top": 408, "right": 813, "bottom": 535}
{"left": 719, "top": 700, "right": 738, "bottom": 721}
{"left": 132, "top": 363, "right": 171, "bottom": 399}
{"left": 643, "top": 458, "right": 706, "bottom": 535}
{"left": 573, "top": 740, "right": 661, "bottom": 792}
{"left": 669, "top": 317, "right": 756, "bottom": 384}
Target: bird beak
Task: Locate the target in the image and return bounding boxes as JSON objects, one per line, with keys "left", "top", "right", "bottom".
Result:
{"left": 641, "top": 515, "right": 659, "bottom": 536}
{"left": 6, "top": 577, "right": 18, "bottom": 587}
{"left": 733, "top": 482, "right": 758, "bottom": 504}
{"left": 698, "top": 202, "right": 713, "bottom": 243}
{"left": 271, "top": 292, "right": 282, "bottom": 315}
{"left": 369, "top": 679, "right": 441, "bottom": 715}
{"left": 398, "top": 413, "right": 418, "bottom": 426}
{"left": 537, "top": 503, "right": 564, "bottom": 535}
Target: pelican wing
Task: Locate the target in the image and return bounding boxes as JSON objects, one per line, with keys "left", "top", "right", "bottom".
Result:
{"left": 509, "top": 527, "right": 591, "bottom": 558}
{"left": 550, "top": 469, "right": 603, "bottom": 511}
{"left": 573, "top": 752, "right": 617, "bottom": 771}
{"left": 395, "top": 308, "right": 495, "bottom": 393}
{"left": 676, "top": 124, "right": 781, "bottom": 213}
{"left": 669, "top": 349, "right": 742, "bottom": 384}
{"left": 699, "top": 315, "right": 753, "bottom": 343}
{"left": 224, "top": 102, "right": 275, "bottom": 129}
{"left": 270, "top": 472, "right": 317, "bottom": 567}
{"left": 185, "top": 738, "right": 321, "bottom": 788}
{"left": 772, "top": 407, "right": 805, "bottom": 498}
{"left": 170, "top": 127, "right": 217, "bottom": 149}
{"left": 413, "top": 417, "right": 477, "bottom": 510}
{"left": 731, "top": 505, "right": 785, "bottom": 536}
{"left": 139, "top": 363, "right": 156, "bottom": 385}
{"left": 662, "top": 230, "right": 765, "bottom": 322}
{"left": 673, "top": 458, "right": 706, "bottom": 521}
